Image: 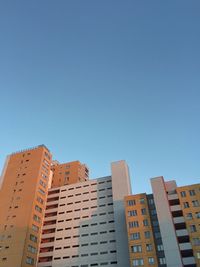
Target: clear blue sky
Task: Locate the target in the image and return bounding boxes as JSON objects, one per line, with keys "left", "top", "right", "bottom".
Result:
{"left": 0, "top": 1, "right": 200, "bottom": 193}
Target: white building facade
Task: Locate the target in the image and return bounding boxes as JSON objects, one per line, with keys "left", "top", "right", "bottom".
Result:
{"left": 38, "top": 161, "right": 131, "bottom": 267}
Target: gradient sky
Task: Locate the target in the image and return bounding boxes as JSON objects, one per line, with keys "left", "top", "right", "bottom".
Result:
{"left": 0, "top": 1, "right": 200, "bottom": 194}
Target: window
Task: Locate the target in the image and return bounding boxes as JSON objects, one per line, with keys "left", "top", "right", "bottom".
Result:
{"left": 30, "top": 234, "right": 37, "bottom": 243}
{"left": 159, "top": 258, "right": 166, "bottom": 265}
{"left": 196, "top": 212, "right": 200, "bottom": 218}
{"left": 38, "top": 188, "right": 45, "bottom": 195}
{"left": 190, "top": 225, "right": 197, "bottom": 233}
{"left": 155, "top": 232, "right": 161, "bottom": 239}
{"left": 32, "top": 224, "right": 39, "bottom": 233}
{"left": 186, "top": 213, "right": 193, "bottom": 220}
{"left": 183, "top": 202, "right": 189, "bottom": 208}
{"left": 189, "top": 189, "right": 196, "bottom": 196}
{"left": 148, "top": 198, "right": 154, "bottom": 205}
{"left": 129, "top": 221, "right": 139, "bottom": 228}
{"left": 33, "top": 214, "right": 41, "bottom": 223}
{"left": 180, "top": 191, "right": 186, "bottom": 197}
{"left": 143, "top": 219, "right": 148, "bottom": 226}
{"left": 141, "top": 208, "right": 146, "bottom": 215}
{"left": 131, "top": 245, "right": 142, "bottom": 253}
{"left": 192, "top": 200, "right": 199, "bottom": 207}
{"left": 130, "top": 232, "right": 140, "bottom": 240}
{"left": 148, "top": 257, "right": 155, "bottom": 265}
{"left": 127, "top": 200, "right": 136, "bottom": 206}
{"left": 193, "top": 238, "right": 200, "bottom": 246}
{"left": 152, "top": 221, "right": 158, "bottom": 227}
{"left": 26, "top": 257, "right": 34, "bottom": 265}
{"left": 146, "top": 244, "right": 153, "bottom": 251}
{"left": 28, "top": 245, "right": 37, "bottom": 254}
{"left": 43, "top": 159, "right": 50, "bottom": 167}
{"left": 144, "top": 231, "right": 150, "bottom": 239}
{"left": 36, "top": 196, "right": 44, "bottom": 205}
{"left": 151, "top": 210, "right": 157, "bottom": 215}
{"left": 133, "top": 258, "right": 144, "bottom": 266}
{"left": 128, "top": 210, "right": 137, "bottom": 216}
{"left": 41, "top": 173, "right": 47, "bottom": 179}
{"left": 140, "top": 198, "right": 145, "bottom": 204}
{"left": 35, "top": 205, "right": 42, "bottom": 213}
{"left": 39, "top": 179, "right": 46, "bottom": 188}
{"left": 157, "top": 244, "right": 163, "bottom": 251}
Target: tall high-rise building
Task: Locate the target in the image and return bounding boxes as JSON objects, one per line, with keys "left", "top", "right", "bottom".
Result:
{"left": 151, "top": 177, "right": 199, "bottom": 267}
{"left": 125, "top": 193, "right": 166, "bottom": 267}
{"left": 1, "top": 145, "right": 199, "bottom": 267}
{"left": 0, "top": 145, "right": 52, "bottom": 267}
{"left": 125, "top": 176, "right": 200, "bottom": 267}
{"left": 0, "top": 146, "right": 89, "bottom": 267}
{"left": 38, "top": 160, "right": 131, "bottom": 267}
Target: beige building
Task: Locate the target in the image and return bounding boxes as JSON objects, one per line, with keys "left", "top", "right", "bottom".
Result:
{"left": 38, "top": 161, "right": 131, "bottom": 267}
{"left": 125, "top": 194, "right": 164, "bottom": 267}
{"left": 0, "top": 146, "right": 89, "bottom": 267}
{"left": 51, "top": 161, "right": 89, "bottom": 188}
{"left": 177, "top": 184, "right": 200, "bottom": 266}
{"left": 125, "top": 177, "right": 200, "bottom": 267}
{"left": 1, "top": 145, "right": 199, "bottom": 267}
{"left": 0, "top": 145, "right": 52, "bottom": 267}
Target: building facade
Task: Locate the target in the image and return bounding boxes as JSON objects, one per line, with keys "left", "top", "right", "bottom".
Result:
{"left": 0, "top": 145, "right": 52, "bottom": 267}
{"left": 0, "top": 146, "right": 89, "bottom": 267}
{"left": 125, "top": 193, "right": 166, "bottom": 267}
{"left": 51, "top": 161, "right": 89, "bottom": 188}
{"left": 125, "top": 177, "right": 200, "bottom": 267}
{"left": 151, "top": 177, "right": 199, "bottom": 267}
{"left": 38, "top": 161, "right": 131, "bottom": 267}
{"left": 0, "top": 145, "right": 199, "bottom": 267}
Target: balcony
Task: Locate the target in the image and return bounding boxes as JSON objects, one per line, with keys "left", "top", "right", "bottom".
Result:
{"left": 45, "top": 212, "right": 57, "bottom": 218}
{"left": 182, "top": 257, "right": 196, "bottom": 265}
{"left": 174, "top": 222, "right": 186, "bottom": 230}
{"left": 46, "top": 204, "right": 58, "bottom": 210}
{"left": 42, "top": 228, "right": 56, "bottom": 235}
{"left": 38, "top": 256, "right": 53, "bottom": 263}
{"left": 173, "top": 216, "right": 185, "bottom": 224}
{"left": 177, "top": 235, "right": 190, "bottom": 243}
{"left": 179, "top": 243, "right": 192, "bottom": 251}
{"left": 40, "top": 246, "right": 54, "bottom": 253}
{"left": 176, "top": 229, "right": 189, "bottom": 237}
{"left": 41, "top": 237, "right": 55, "bottom": 244}
{"left": 168, "top": 194, "right": 178, "bottom": 201}
{"left": 43, "top": 220, "right": 57, "bottom": 226}
{"left": 170, "top": 205, "right": 181, "bottom": 212}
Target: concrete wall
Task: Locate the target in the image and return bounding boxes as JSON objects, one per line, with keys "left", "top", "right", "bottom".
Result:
{"left": 111, "top": 161, "right": 131, "bottom": 267}
{"left": 151, "top": 177, "right": 183, "bottom": 267}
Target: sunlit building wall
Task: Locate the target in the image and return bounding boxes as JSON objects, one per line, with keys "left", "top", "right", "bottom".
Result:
{"left": 0, "top": 145, "right": 52, "bottom": 267}
{"left": 51, "top": 161, "right": 89, "bottom": 188}
{"left": 151, "top": 177, "right": 199, "bottom": 267}
{"left": 38, "top": 161, "right": 131, "bottom": 267}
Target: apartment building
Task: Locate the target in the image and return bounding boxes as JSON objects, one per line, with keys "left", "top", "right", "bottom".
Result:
{"left": 1, "top": 145, "right": 199, "bottom": 267}
{"left": 0, "top": 145, "right": 52, "bottom": 267}
{"left": 124, "top": 177, "right": 200, "bottom": 267}
{"left": 177, "top": 184, "right": 200, "bottom": 266}
{"left": 0, "top": 146, "right": 89, "bottom": 267}
{"left": 151, "top": 177, "right": 200, "bottom": 267}
{"left": 51, "top": 161, "right": 89, "bottom": 188}
{"left": 125, "top": 193, "right": 166, "bottom": 267}
{"left": 38, "top": 160, "right": 131, "bottom": 267}
{"left": 125, "top": 176, "right": 199, "bottom": 267}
